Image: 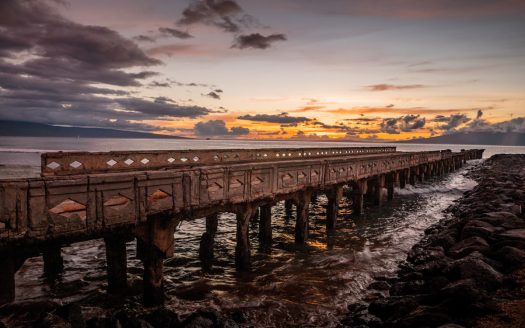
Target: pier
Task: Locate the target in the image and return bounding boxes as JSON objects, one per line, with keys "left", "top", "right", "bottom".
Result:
{"left": 0, "top": 146, "right": 483, "bottom": 305}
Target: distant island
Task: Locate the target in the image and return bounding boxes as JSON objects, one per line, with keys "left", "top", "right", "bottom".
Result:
{"left": 399, "top": 132, "right": 525, "bottom": 146}
{"left": 0, "top": 121, "right": 187, "bottom": 139}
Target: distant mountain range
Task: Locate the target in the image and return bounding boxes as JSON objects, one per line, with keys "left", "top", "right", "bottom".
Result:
{"left": 400, "top": 132, "right": 525, "bottom": 146}
{"left": 0, "top": 120, "right": 187, "bottom": 139}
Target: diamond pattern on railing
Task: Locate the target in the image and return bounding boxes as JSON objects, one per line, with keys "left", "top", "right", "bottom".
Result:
{"left": 107, "top": 159, "right": 117, "bottom": 167}
{"left": 180, "top": 157, "right": 188, "bottom": 162}
{"left": 47, "top": 162, "right": 60, "bottom": 170}
{"left": 213, "top": 155, "right": 220, "bottom": 161}
{"left": 141, "top": 158, "right": 150, "bottom": 165}
{"left": 193, "top": 156, "right": 200, "bottom": 162}
{"left": 168, "top": 157, "right": 175, "bottom": 163}
{"left": 69, "top": 161, "right": 82, "bottom": 169}
{"left": 124, "top": 159, "right": 134, "bottom": 166}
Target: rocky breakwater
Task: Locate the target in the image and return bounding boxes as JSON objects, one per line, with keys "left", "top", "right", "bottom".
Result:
{"left": 343, "top": 154, "right": 525, "bottom": 328}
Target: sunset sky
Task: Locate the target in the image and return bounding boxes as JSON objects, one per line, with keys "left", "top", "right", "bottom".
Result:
{"left": 1, "top": 0, "right": 524, "bottom": 140}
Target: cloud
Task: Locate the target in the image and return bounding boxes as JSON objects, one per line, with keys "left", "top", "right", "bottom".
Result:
{"left": 0, "top": 0, "right": 215, "bottom": 132}
{"left": 147, "top": 44, "right": 196, "bottom": 57}
{"left": 178, "top": 0, "right": 248, "bottom": 33}
{"left": 238, "top": 113, "right": 312, "bottom": 124}
{"left": 194, "top": 119, "right": 249, "bottom": 136}
{"left": 380, "top": 115, "right": 426, "bottom": 134}
{"left": 232, "top": 33, "right": 287, "bottom": 49}
{"left": 433, "top": 114, "right": 470, "bottom": 131}
{"left": 365, "top": 84, "right": 426, "bottom": 91}
{"left": 133, "top": 34, "right": 157, "bottom": 42}
{"left": 158, "top": 27, "right": 193, "bottom": 39}
{"left": 203, "top": 91, "right": 221, "bottom": 99}
{"left": 326, "top": 106, "right": 487, "bottom": 115}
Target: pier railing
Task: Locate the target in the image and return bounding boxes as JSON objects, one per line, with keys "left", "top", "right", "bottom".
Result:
{"left": 41, "top": 146, "right": 397, "bottom": 176}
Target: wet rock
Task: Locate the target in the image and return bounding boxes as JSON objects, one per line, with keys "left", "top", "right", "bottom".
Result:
{"left": 56, "top": 304, "right": 86, "bottom": 328}
{"left": 493, "top": 246, "right": 525, "bottom": 271}
{"left": 141, "top": 308, "right": 180, "bottom": 328}
{"left": 447, "top": 236, "right": 489, "bottom": 259}
{"left": 368, "top": 296, "right": 420, "bottom": 320}
{"left": 34, "top": 313, "right": 72, "bottom": 328}
{"left": 448, "top": 253, "right": 503, "bottom": 289}
{"left": 180, "top": 310, "right": 221, "bottom": 328}
{"left": 368, "top": 281, "right": 390, "bottom": 291}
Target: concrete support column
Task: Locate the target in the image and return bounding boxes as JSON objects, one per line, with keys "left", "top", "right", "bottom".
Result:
{"left": 409, "top": 168, "right": 417, "bottom": 185}
{"left": 258, "top": 204, "right": 272, "bottom": 250}
{"left": 284, "top": 199, "right": 293, "bottom": 218}
{"left": 325, "top": 186, "right": 343, "bottom": 233}
{"left": 236, "top": 204, "right": 257, "bottom": 271}
{"left": 386, "top": 173, "right": 395, "bottom": 201}
{"left": 200, "top": 213, "right": 219, "bottom": 269}
{"left": 0, "top": 256, "right": 16, "bottom": 305}
{"left": 42, "top": 243, "right": 64, "bottom": 278}
{"left": 418, "top": 166, "right": 425, "bottom": 182}
{"left": 399, "top": 170, "right": 406, "bottom": 189}
{"left": 352, "top": 179, "right": 367, "bottom": 215}
{"left": 136, "top": 216, "right": 177, "bottom": 306}
{"left": 295, "top": 190, "right": 312, "bottom": 245}
{"left": 375, "top": 175, "right": 386, "bottom": 206}
{"left": 104, "top": 236, "right": 128, "bottom": 293}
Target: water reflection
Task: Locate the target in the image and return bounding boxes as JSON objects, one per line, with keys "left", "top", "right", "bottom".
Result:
{"left": 14, "top": 161, "right": 479, "bottom": 327}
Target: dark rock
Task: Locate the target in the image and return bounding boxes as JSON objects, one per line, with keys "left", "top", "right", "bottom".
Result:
{"left": 56, "top": 304, "right": 86, "bottom": 328}
{"left": 34, "top": 313, "right": 72, "bottom": 328}
{"left": 141, "top": 308, "right": 180, "bottom": 328}
{"left": 368, "top": 281, "right": 390, "bottom": 291}
{"left": 368, "top": 296, "right": 420, "bottom": 320}
{"left": 448, "top": 253, "right": 503, "bottom": 289}
{"left": 391, "top": 309, "right": 452, "bottom": 328}
{"left": 437, "top": 324, "right": 466, "bottom": 328}
{"left": 230, "top": 310, "right": 247, "bottom": 324}
{"left": 447, "top": 236, "right": 489, "bottom": 259}
{"left": 180, "top": 310, "right": 221, "bottom": 328}
{"left": 493, "top": 246, "right": 525, "bottom": 270}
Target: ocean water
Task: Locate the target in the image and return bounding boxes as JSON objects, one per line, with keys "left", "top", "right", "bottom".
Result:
{"left": 1, "top": 137, "right": 524, "bottom": 326}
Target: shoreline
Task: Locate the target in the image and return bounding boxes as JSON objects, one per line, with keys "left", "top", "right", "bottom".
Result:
{"left": 343, "top": 154, "right": 525, "bottom": 327}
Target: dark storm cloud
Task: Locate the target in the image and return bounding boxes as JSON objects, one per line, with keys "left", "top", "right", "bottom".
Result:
{"left": 365, "top": 84, "right": 426, "bottom": 92}
{"left": 238, "top": 113, "right": 312, "bottom": 124}
{"left": 433, "top": 114, "right": 470, "bottom": 131}
{"left": 0, "top": 0, "right": 216, "bottom": 132}
{"left": 178, "top": 0, "right": 246, "bottom": 33}
{"left": 177, "top": 0, "right": 286, "bottom": 49}
{"left": 232, "top": 33, "right": 287, "bottom": 49}
{"left": 194, "top": 119, "right": 250, "bottom": 136}
{"left": 380, "top": 115, "right": 426, "bottom": 134}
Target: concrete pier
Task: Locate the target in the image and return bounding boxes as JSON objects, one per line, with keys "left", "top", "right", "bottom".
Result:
{"left": 0, "top": 146, "right": 484, "bottom": 306}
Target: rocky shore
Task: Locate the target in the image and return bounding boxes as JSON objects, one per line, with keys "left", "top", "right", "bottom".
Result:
{"left": 343, "top": 154, "right": 525, "bottom": 328}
